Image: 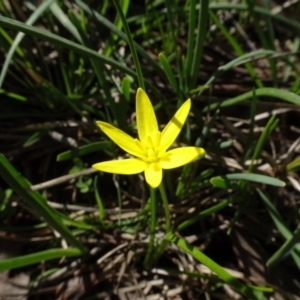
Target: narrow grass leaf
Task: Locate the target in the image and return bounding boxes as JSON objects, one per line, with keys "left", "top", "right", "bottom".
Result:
{"left": 267, "top": 224, "right": 300, "bottom": 268}
{"left": 112, "top": 0, "right": 144, "bottom": 89}
{"left": 0, "top": 153, "right": 87, "bottom": 252}
{"left": 211, "top": 173, "right": 285, "bottom": 187}
{"left": 243, "top": 89, "right": 258, "bottom": 163}
{"left": 286, "top": 156, "right": 300, "bottom": 172}
{"left": 209, "top": 3, "right": 300, "bottom": 34}
{"left": 175, "top": 164, "right": 192, "bottom": 196}
{"left": 121, "top": 77, "right": 131, "bottom": 101}
{"left": 185, "top": 0, "right": 196, "bottom": 86}
{"left": 57, "top": 51, "right": 72, "bottom": 96}
{"left": 176, "top": 168, "right": 213, "bottom": 197}
{"left": 159, "top": 52, "right": 178, "bottom": 93}
{"left": 0, "top": 16, "right": 136, "bottom": 77}
{"left": 177, "top": 198, "right": 232, "bottom": 231}
{"left": 257, "top": 189, "right": 300, "bottom": 268}
{"left": 249, "top": 115, "right": 278, "bottom": 172}
{"left": 0, "top": 89, "right": 27, "bottom": 101}
{"left": 257, "top": 188, "right": 294, "bottom": 240}
{"left": 61, "top": 9, "right": 125, "bottom": 125}
{"left": 214, "top": 140, "right": 235, "bottom": 150}
{"left": 210, "top": 177, "right": 241, "bottom": 191}
{"left": 245, "top": 0, "right": 276, "bottom": 85}
{"left": 50, "top": 2, "right": 82, "bottom": 43}
{"left": 260, "top": 0, "right": 277, "bottom": 84}
{"left": 0, "top": 248, "right": 83, "bottom": 272}
{"left": 103, "top": 0, "right": 129, "bottom": 56}
{"left": 163, "top": 0, "right": 184, "bottom": 95}
{"left": 0, "top": 0, "right": 55, "bottom": 88}
{"left": 59, "top": 214, "right": 95, "bottom": 230}
{"left": 200, "top": 50, "right": 275, "bottom": 96}
{"left": 202, "top": 88, "right": 300, "bottom": 112}
{"left": 284, "top": 37, "right": 300, "bottom": 85}
{"left": 195, "top": 109, "right": 219, "bottom": 146}
{"left": 75, "top": 0, "right": 162, "bottom": 76}
{"left": 190, "top": 0, "right": 209, "bottom": 89}
{"left": 164, "top": 233, "right": 267, "bottom": 299}
{"left": 209, "top": 10, "right": 263, "bottom": 88}
{"left": 94, "top": 177, "right": 106, "bottom": 224}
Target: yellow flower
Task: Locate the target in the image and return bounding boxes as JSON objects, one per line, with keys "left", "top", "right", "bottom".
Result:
{"left": 92, "top": 88, "right": 205, "bottom": 188}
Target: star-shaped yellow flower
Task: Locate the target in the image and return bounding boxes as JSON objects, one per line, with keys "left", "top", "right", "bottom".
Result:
{"left": 92, "top": 88, "right": 205, "bottom": 188}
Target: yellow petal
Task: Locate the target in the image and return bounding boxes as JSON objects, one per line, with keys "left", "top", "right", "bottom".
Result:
{"left": 136, "top": 88, "right": 158, "bottom": 144}
{"left": 144, "top": 162, "right": 162, "bottom": 188}
{"left": 92, "top": 158, "right": 147, "bottom": 174}
{"left": 96, "top": 121, "right": 144, "bottom": 158}
{"left": 159, "top": 147, "right": 205, "bottom": 169}
{"left": 159, "top": 99, "right": 191, "bottom": 154}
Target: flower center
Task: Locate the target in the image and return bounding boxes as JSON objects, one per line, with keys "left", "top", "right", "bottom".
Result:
{"left": 143, "top": 136, "right": 158, "bottom": 162}
{"left": 146, "top": 148, "right": 157, "bottom": 161}
{"left": 135, "top": 132, "right": 161, "bottom": 163}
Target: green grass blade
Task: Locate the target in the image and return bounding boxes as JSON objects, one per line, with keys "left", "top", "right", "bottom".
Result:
{"left": 75, "top": 0, "right": 162, "bottom": 76}
{"left": 103, "top": 0, "right": 129, "bottom": 56}
{"left": 94, "top": 177, "right": 106, "bottom": 224}
{"left": 261, "top": 0, "right": 275, "bottom": 50}
{"left": 267, "top": 224, "right": 300, "bottom": 268}
{"left": 112, "top": 0, "right": 144, "bottom": 89}
{"left": 0, "top": 26, "right": 21, "bottom": 52}
{"left": 50, "top": 2, "right": 82, "bottom": 43}
{"left": 209, "top": 10, "right": 263, "bottom": 88}
{"left": 0, "top": 0, "right": 55, "bottom": 88}
{"left": 164, "top": 233, "right": 268, "bottom": 299}
{"left": 0, "top": 15, "right": 136, "bottom": 77}
{"left": 163, "top": 0, "right": 183, "bottom": 94}
{"left": 68, "top": 10, "right": 121, "bottom": 123}
{"left": 0, "top": 153, "right": 87, "bottom": 252}
{"left": 0, "top": 248, "right": 83, "bottom": 272}
{"left": 177, "top": 198, "right": 232, "bottom": 231}
{"left": 176, "top": 168, "right": 213, "bottom": 197}
{"left": 121, "top": 77, "right": 131, "bottom": 101}
{"left": 284, "top": 37, "right": 300, "bottom": 86}
{"left": 211, "top": 173, "right": 285, "bottom": 187}
{"left": 57, "top": 141, "right": 112, "bottom": 161}
{"left": 243, "top": 89, "right": 258, "bottom": 163}
{"left": 209, "top": 3, "right": 300, "bottom": 34}
{"left": 190, "top": 0, "right": 209, "bottom": 89}
{"left": 257, "top": 189, "right": 300, "bottom": 268}
{"left": 286, "top": 156, "right": 300, "bottom": 172}
{"left": 198, "top": 49, "right": 275, "bottom": 97}
{"left": 249, "top": 115, "right": 278, "bottom": 172}
{"left": 202, "top": 88, "right": 300, "bottom": 112}
{"left": 185, "top": 0, "right": 196, "bottom": 87}
{"left": 158, "top": 52, "right": 178, "bottom": 93}
{"left": 58, "top": 212, "right": 95, "bottom": 230}
{"left": 0, "top": 89, "right": 27, "bottom": 101}
{"left": 246, "top": 0, "right": 276, "bottom": 83}
{"left": 260, "top": 0, "right": 277, "bottom": 84}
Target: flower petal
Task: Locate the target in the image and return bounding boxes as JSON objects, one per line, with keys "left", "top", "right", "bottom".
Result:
{"left": 96, "top": 121, "right": 144, "bottom": 158}
{"left": 159, "top": 99, "right": 191, "bottom": 154}
{"left": 144, "top": 162, "right": 162, "bottom": 188}
{"left": 92, "top": 158, "right": 147, "bottom": 174}
{"left": 159, "top": 147, "right": 205, "bottom": 169}
{"left": 136, "top": 88, "right": 158, "bottom": 144}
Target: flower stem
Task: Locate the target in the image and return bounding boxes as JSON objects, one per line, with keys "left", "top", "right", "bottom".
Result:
{"left": 159, "top": 182, "right": 171, "bottom": 232}
{"left": 144, "top": 186, "right": 156, "bottom": 266}
{"left": 151, "top": 182, "right": 171, "bottom": 262}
